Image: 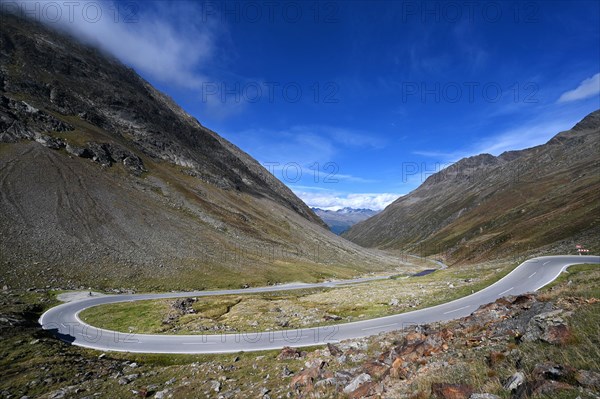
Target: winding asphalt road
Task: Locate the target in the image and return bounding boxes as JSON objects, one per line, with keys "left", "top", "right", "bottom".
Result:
{"left": 39, "top": 255, "right": 599, "bottom": 354}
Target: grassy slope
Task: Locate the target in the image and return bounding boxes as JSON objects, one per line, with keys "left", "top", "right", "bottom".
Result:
{"left": 2, "top": 264, "right": 598, "bottom": 398}
{"left": 80, "top": 260, "right": 517, "bottom": 334}
{"left": 385, "top": 263, "right": 600, "bottom": 398}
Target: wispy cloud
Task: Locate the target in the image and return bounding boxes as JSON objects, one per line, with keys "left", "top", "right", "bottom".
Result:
{"left": 292, "top": 190, "right": 402, "bottom": 211}
{"left": 473, "top": 119, "right": 574, "bottom": 155}
{"left": 2, "top": 0, "right": 217, "bottom": 88}
{"left": 332, "top": 174, "right": 378, "bottom": 184}
{"left": 413, "top": 116, "right": 578, "bottom": 162}
{"left": 226, "top": 125, "right": 383, "bottom": 168}
{"left": 325, "top": 127, "right": 385, "bottom": 149}
{"left": 412, "top": 150, "right": 459, "bottom": 159}
{"left": 558, "top": 73, "right": 600, "bottom": 103}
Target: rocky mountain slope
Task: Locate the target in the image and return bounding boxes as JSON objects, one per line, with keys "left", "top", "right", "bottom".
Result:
{"left": 312, "top": 207, "right": 379, "bottom": 235}
{"left": 344, "top": 111, "right": 600, "bottom": 263}
{"left": 0, "top": 12, "right": 409, "bottom": 290}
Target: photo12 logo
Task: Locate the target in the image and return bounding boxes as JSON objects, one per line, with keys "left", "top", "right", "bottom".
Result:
{"left": 1, "top": 1, "right": 140, "bottom": 23}
{"left": 201, "top": 81, "right": 340, "bottom": 104}
{"left": 400, "top": 81, "right": 539, "bottom": 104}
{"left": 399, "top": 1, "right": 541, "bottom": 24}
{"left": 263, "top": 161, "right": 340, "bottom": 184}
{"left": 199, "top": 1, "right": 340, "bottom": 23}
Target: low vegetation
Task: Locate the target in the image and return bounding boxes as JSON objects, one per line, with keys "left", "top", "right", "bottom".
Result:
{"left": 1, "top": 263, "right": 598, "bottom": 398}
{"left": 80, "top": 260, "right": 517, "bottom": 334}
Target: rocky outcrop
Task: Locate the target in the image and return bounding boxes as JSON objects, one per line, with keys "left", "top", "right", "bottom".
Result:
{"left": 0, "top": 95, "right": 73, "bottom": 143}
{"left": 0, "top": 95, "right": 146, "bottom": 174}
{"left": 281, "top": 292, "right": 598, "bottom": 398}
{"left": 84, "top": 142, "right": 146, "bottom": 175}
{"left": 522, "top": 309, "right": 573, "bottom": 345}
{"left": 277, "top": 346, "right": 306, "bottom": 360}
{"left": 0, "top": 12, "right": 325, "bottom": 227}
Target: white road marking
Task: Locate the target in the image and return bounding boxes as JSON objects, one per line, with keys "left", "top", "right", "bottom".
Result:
{"left": 272, "top": 336, "right": 310, "bottom": 342}
{"left": 361, "top": 323, "right": 397, "bottom": 331}
{"left": 442, "top": 305, "right": 471, "bottom": 315}
{"left": 528, "top": 272, "right": 537, "bottom": 278}
{"left": 182, "top": 342, "right": 211, "bottom": 345}
{"left": 543, "top": 261, "right": 550, "bottom": 265}
{"left": 498, "top": 287, "right": 513, "bottom": 296}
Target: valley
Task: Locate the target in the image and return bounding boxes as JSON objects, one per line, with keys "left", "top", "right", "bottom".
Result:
{"left": 312, "top": 208, "right": 379, "bottom": 235}
{"left": 1, "top": 4, "right": 599, "bottom": 399}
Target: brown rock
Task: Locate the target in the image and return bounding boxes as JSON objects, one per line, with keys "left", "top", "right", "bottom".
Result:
{"left": 398, "top": 331, "right": 446, "bottom": 361}
{"left": 465, "top": 336, "right": 484, "bottom": 347}
{"left": 327, "top": 342, "right": 342, "bottom": 357}
{"left": 378, "top": 348, "right": 398, "bottom": 365}
{"left": 423, "top": 332, "right": 445, "bottom": 354}
{"left": 532, "top": 363, "right": 577, "bottom": 383}
{"left": 495, "top": 297, "right": 512, "bottom": 306}
{"left": 348, "top": 381, "right": 381, "bottom": 399}
{"left": 390, "top": 357, "right": 409, "bottom": 379}
{"left": 576, "top": 369, "right": 600, "bottom": 389}
{"left": 431, "top": 383, "right": 474, "bottom": 399}
{"left": 362, "top": 361, "right": 389, "bottom": 379}
{"left": 290, "top": 364, "right": 323, "bottom": 392}
{"left": 531, "top": 380, "right": 574, "bottom": 397}
{"left": 511, "top": 294, "right": 535, "bottom": 306}
{"left": 290, "top": 372, "right": 314, "bottom": 392}
{"left": 400, "top": 347, "right": 423, "bottom": 362}
{"left": 542, "top": 324, "right": 572, "bottom": 345}
{"left": 405, "top": 331, "right": 427, "bottom": 344}
{"left": 440, "top": 328, "right": 454, "bottom": 341}
{"left": 278, "top": 346, "right": 303, "bottom": 360}
{"left": 486, "top": 351, "right": 505, "bottom": 368}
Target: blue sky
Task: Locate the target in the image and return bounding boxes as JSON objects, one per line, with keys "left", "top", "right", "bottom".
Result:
{"left": 6, "top": 0, "right": 600, "bottom": 210}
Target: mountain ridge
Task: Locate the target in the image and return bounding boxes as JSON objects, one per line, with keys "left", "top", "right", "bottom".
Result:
{"left": 343, "top": 111, "right": 600, "bottom": 263}
{"left": 0, "top": 12, "right": 410, "bottom": 290}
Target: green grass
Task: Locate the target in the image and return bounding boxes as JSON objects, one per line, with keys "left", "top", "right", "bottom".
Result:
{"left": 396, "top": 263, "right": 600, "bottom": 399}
{"left": 80, "top": 299, "right": 171, "bottom": 333}
{"left": 540, "top": 263, "right": 600, "bottom": 297}
{"left": 2, "top": 262, "right": 598, "bottom": 398}
{"left": 79, "top": 261, "right": 518, "bottom": 334}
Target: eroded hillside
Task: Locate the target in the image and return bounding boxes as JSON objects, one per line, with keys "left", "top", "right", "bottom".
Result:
{"left": 0, "top": 13, "right": 412, "bottom": 290}
{"left": 344, "top": 111, "right": 600, "bottom": 264}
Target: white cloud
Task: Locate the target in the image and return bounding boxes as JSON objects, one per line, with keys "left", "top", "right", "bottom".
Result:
{"left": 558, "top": 73, "right": 600, "bottom": 103}
{"left": 414, "top": 117, "right": 578, "bottom": 162}
{"left": 293, "top": 190, "right": 402, "bottom": 211}
{"left": 2, "top": 0, "right": 216, "bottom": 88}
{"left": 225, "top": 125, "right": 382, "bottom": 170}
{"left": 473, "top": 119, "right": 575, "bottom": 155}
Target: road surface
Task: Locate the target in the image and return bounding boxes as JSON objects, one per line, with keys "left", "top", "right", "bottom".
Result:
{"left": 39, "top": 255, "right": 599, "bottom": 354}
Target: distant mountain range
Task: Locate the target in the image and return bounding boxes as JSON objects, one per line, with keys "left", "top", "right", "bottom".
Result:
{"left": 312, "top": 207, "right": 379, "bottom": 235}
{"left": 344, "top": 110, "right": 600, "bottom": 263}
